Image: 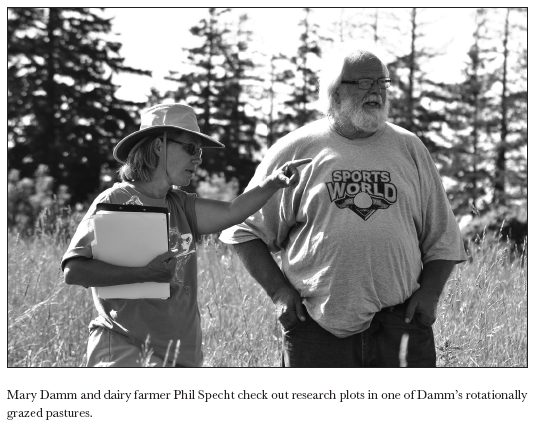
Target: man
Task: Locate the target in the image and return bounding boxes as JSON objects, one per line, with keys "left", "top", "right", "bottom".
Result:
{"left": 219, "top": 49, "right": 466, "bottom": 367}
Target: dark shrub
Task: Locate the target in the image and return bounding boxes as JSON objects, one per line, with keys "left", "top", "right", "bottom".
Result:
{"left": 462, "top": 204, "right": 527, "bottom": 264}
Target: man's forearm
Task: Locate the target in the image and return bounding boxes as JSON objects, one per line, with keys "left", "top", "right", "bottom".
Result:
{"left": 405, "top": 259, "right": 457, "bottom": 325}
{"left": 233, "top": 239, "right": 307, "bottom": 325}
{"left": 232, "top": 239, "right": 292, "bottom": 300}
{"left": 418, "top": 259, "right": 456, "bottom": 297}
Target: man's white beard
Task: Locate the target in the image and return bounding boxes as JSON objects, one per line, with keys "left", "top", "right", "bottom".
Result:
{"left": 342, "top": 96, "right": 390, "bottom": 133}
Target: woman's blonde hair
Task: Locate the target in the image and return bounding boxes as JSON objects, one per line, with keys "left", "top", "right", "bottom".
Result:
{"left": 117, "top": 130, "right": 185, "bottom": 182}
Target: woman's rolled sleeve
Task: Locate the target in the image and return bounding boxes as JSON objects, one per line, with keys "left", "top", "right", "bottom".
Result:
{"left": 61, "top": 216, "right": 95, "bottom": 271}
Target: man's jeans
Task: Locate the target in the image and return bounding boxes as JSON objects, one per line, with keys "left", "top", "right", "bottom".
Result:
{"left": 281, "top": 301, "right": 436, "bottom": 367}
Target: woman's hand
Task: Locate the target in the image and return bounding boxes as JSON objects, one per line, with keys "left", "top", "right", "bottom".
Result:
{"left": 141, "top": 250, "right": 179, "bottom": 283}
{"left": 195, "top": 158, "right": 312, "bottom": 235}
{"left": 265, "top": 158, "right": 313, "bottom": 189}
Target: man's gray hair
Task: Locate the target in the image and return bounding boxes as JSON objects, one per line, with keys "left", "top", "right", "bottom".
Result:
{"left": 117, "top": 130, "right": 185, "bottom": 182}
{"left": 318, "top": 48, "right": 389, "bottom": 116}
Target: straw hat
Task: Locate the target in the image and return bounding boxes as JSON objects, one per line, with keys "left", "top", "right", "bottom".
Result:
{"left": 113, "top": 103, "right": 224, "bottom": 163}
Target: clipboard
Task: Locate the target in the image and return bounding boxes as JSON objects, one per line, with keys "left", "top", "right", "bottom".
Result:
{"left": 91, "top": 203, "right": 170, "bottom": 299}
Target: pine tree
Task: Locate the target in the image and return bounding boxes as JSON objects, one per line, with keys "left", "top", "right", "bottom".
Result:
{"left": 8, "top": 7, "right": 150, "bottom": 204}
{"left": 387, "top": 8, "right": 449, "bottom": 155}
{"left": 165, "top": 8, "right": 259, "bottom": 193}
{"left": 265, "top": 54, "right": 282, "bottom": 148}
{"left": 278, "top": 8, "right": 323, "bottom": 133}
{"left": 262, "top": 54, "right": 296, "bottom": 148}
{"left": 441, "top": 9, "right": 499, "bottom": 215}
{"left": 502, "top": 8, "right": 527, "bottom": 205}
{"left": 493, "top": 8, "right": 510, "bottom": 205}
{"left": 493, "top": 8, "right": 527, "bottom": 206}
{"left": 329, "top": 8, "right": 396, "bottom": 45}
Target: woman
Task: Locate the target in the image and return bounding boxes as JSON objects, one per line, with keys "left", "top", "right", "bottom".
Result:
{"left": 62, "top": 103, "right": 310, "bottom": 367}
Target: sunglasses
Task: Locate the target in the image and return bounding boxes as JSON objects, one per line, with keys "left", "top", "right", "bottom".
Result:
{"left": 167, "top": 138, "right": 202, "bottom": 156}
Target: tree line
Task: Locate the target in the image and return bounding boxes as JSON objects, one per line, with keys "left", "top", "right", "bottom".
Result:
{"left": 8, "top": 7, "right": 527, "bottom": 234}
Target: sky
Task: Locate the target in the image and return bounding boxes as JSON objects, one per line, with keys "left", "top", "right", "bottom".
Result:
{"left": 103, "top": 7, "right": 478, "bottom": 103}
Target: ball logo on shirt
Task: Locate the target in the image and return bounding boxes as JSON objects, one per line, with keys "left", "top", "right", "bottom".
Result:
{"left": 325, "top": 169, "right": 398, "bottom": 220}
{"left": 353, "top": 192, "right": 373, "bottom": 209}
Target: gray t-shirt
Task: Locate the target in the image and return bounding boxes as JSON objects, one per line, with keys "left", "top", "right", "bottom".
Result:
{"left": 220, "top": 118, "right": 466, "bottom": 337}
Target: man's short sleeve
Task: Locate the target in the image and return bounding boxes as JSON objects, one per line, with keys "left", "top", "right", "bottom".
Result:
{"left": 219, "top": 146, "right": 297, "bottom": 253}
{"left": 416, "top": 142, "right": 467, "bottom": 265}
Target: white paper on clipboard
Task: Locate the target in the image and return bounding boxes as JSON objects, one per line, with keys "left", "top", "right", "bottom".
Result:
{"left": 92, "top": 209, "right": 170, "bottom": 299}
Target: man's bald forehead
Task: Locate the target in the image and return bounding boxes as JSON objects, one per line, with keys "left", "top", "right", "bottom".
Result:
{"left": 345, "top": 50, "right": 388, "bottom": 76}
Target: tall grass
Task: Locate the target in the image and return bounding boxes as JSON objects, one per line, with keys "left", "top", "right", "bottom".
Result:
{"left": 434, "top": 233, "right": 527, "bottom": 367}
{"left": 8, "top": 230, "right": 93, "bottom": 367}
{"left": 7, "top": 219, "right": 527, "bottom": 367}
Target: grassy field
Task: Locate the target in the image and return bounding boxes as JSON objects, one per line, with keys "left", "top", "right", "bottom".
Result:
{"left": 7, "top": 219, "right": 527, "bottom": 367}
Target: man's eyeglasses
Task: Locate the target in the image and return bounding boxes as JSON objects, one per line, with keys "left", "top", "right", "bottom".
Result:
{"left": 341, "top": 78, "right": 392, "bottom": 90}
{"left": 167, "top": 138, "right": 202, "bottom": 156}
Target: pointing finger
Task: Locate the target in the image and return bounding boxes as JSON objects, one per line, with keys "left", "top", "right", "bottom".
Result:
{"left": 288, "top": 158, "right": 312, "bottom": 168}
